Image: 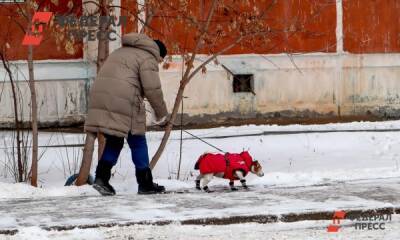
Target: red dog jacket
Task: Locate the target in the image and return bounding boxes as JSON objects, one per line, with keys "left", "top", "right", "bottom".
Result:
{"left": 195, "top": 151, "right": 254, "bottom": 180}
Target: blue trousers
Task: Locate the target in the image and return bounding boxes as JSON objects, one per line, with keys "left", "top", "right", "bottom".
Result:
{"left": 99, "top": 133, "right": 149, "bottom": 170}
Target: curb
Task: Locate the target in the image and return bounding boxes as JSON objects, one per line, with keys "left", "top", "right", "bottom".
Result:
{"left": 1, "top": 207, "right": 398, "bottom": 236}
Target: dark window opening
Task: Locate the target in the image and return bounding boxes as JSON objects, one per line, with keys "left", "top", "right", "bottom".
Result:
{"left": 233, "top": 74, "right": 254, "bottom": 93}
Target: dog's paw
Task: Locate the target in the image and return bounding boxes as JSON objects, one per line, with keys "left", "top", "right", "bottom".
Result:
{"left": 203, "top": 186, "right": 214, "bottom": 193}
{"left": 195, "top": 186, "right": 201, "bottom": 190}
{"left": 230, "top": 187, "right": 238, "bottom": 191}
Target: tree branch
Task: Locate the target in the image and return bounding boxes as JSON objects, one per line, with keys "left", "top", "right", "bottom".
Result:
{"left": 188, "top": 35, "right": 244, "bottom": 80}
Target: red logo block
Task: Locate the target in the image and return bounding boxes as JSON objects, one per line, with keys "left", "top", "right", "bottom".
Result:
{"left": 22, "top": 12, "right": 53, "bottom": 46}
{"left": 327, "top": 210, "right": 346, "bottom": 233}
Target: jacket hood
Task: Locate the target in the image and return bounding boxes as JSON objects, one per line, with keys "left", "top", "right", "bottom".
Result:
{"left": 122, "top": 33, "right": 162, "bottom": 61}
{"left": 240, "top": 151, "right": 254, "bottom": 167}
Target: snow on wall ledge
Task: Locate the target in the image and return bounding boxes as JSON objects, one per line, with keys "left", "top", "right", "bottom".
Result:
{"left": 0, "top": 53, "right": 400, "bottom": 128}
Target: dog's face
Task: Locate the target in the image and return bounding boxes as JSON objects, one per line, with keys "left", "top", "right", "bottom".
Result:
{"left": 250, "top": 161, "right": 264, "bottom": 177}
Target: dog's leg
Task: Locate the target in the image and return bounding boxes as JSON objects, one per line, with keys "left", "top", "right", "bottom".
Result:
{"left": 229, "top": 181, "right": 238, "bottom": 191}
{"left": 195, "top": 174, "right": 202, "bottom": 190}
{"left": 235, "top": 171, "right": 249, "bottom": 189}
{"left": 201, "top": 174, "right": 214, "bottom": 193}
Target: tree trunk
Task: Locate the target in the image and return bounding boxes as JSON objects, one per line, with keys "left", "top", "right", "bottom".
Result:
{"left": 23, "top": 0, "right": 38, "bottom": 187}
{"left": 76, "top": 132, "right": 96, "bottom": 185}
{"left": 150, "top": 84, "right": 187, "bottom": 169}
{"left": 96, "top": 0, "right": 110, "bottom": 70}
{"left": 28, "top": 45, "right": 38, "bottom": 187}
{"left": 76, "top": 0, "right": 110, "bottom": 185}
{"left": 95, "top": 0, "right": 109, "bottom": 161}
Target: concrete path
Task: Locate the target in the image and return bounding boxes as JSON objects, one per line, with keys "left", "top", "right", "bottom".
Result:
{"left": 1, "top": 177, "right": 399, "bottom": 234}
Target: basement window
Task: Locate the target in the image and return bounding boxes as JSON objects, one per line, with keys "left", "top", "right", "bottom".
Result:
{"left": 233, "top": 74, "right": 254, "bottom": 93}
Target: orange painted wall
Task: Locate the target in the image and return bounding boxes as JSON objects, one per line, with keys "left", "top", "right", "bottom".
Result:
{"left": 2, "top": 0, "right": 400, "bottom": 60}
{"left": 121, "top": 0, "right": 137, "bottom": 34}
{"left": 146, "top": 0, "right": 337, "bottom": 54}
{"left": 343, "top": 0, "right": 400, "bottom": 53}
{"left": 0, "top": 0, "right": 83, "bottom": 61}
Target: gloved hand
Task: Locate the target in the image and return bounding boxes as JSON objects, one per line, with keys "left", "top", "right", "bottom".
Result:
{"left": 153, "top": 114, "right": 172, "bottom": 128}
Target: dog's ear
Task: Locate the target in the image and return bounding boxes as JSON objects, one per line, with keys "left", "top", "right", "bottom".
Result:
{"left": 252, "top": 160, "right": 262, "bottom": 169}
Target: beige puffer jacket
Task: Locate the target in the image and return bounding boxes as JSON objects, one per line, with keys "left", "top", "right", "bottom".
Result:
{"left": 84, "top": 33, "right": 168, "bottom": 137}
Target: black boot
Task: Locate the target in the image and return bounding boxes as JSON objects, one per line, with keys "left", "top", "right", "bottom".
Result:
{"left": 136, "top": 168, "right": 166, "bottom": 194}
{"left": 93, "top": 161, "right": 116, "bottom": 196}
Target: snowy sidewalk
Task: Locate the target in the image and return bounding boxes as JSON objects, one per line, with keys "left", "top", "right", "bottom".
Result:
{"left": 1, "top": 177, "right": 399, "bottom": 233}
{"left": 2, "top": 121, "right": 400, "bottom": 238}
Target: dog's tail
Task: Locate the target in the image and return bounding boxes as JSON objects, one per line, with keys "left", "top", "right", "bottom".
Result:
{"left": 194, "top": 161, "right": 200, "bottom": 170}
{"left": 194, "top": 154, "right": 206, "bottom": 170}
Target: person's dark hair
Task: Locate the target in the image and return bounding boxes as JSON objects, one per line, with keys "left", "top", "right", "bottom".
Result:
{"left": 153, "top": 39, "right": 167, "bottom": 58}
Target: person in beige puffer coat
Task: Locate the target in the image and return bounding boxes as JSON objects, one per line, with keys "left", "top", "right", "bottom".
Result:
{"left": 85, "top": 33, "right": 169, "bottom": 195}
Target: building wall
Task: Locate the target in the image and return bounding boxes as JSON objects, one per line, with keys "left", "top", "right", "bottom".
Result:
{"left": 0, "top": 61, "right": 93, "bottom": 127}
{"left": 343, "top": 0, "right": 400, "bottom": 53}
{"left": 0, "top": 0, "right": 83, "bottom": 60}
{"left": 0, "top": 0, "right": 399, "bottom": 128}
{"left": 148, "top": 0, "right": 337, "bottom": 54}
{"left": 162, "top": 53, "right": 400, "bottom": 123}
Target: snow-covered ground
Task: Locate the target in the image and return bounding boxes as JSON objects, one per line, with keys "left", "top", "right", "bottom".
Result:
{"left": 1, "top": 121, "right": 400, "bottom": 239}
{"left": 1, "top": 177, "right": 399, "bottom": 229}
{"left": 1, "top": 120, "right": 400, "bottom": 194}
{"left": 3, "top": 216, "right": 400, "bottom": 240}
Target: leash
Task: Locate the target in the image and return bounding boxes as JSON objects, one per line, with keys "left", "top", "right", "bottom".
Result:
{"left": 182, "top": 129, "right": 226, "bottom": 153}
{"left": 153, "top": 98, "right": 226, "bottom": 154}
{"left": 182, "top": 129, "right": 230, "bottom": 169}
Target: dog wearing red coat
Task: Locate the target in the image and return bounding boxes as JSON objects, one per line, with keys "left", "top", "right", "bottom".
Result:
{"left": 194, "top": 151, "right": 264, "bottom": 192}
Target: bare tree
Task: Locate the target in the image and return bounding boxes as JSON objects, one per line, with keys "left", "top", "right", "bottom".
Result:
{"left": 76, "top": 0, "right": 118, "bottom": 185}
{"left": 0, "top": 37, "right": 33, "bottom": 183}
{"left": 76, "top": 0, "right": 326, "bottom": 181}
{"left": 0, "top": 0, "right": 81, "bottom": 185}
{"left": 0, "top": 51, "right": 24, "bottom": 182}
{"left": 148, "top": 0, "right": 278, "bottom": 168}
{"left": 0, "top": 0, "right": 43, "bottom": 186}
{"left": 24, "top": 0, "right": 39, "bottom": 187}
{"left": 75, "top": 0, "right": 277, "bottom": 179}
